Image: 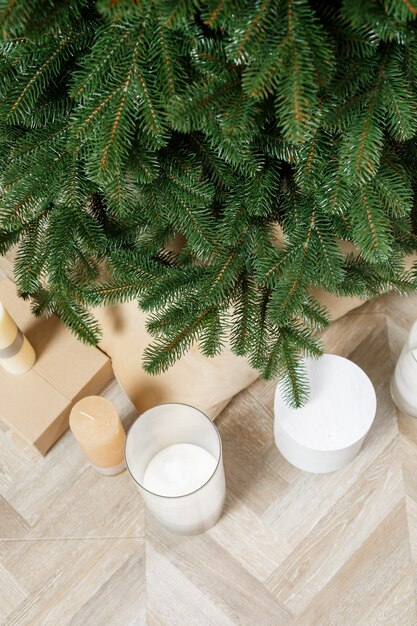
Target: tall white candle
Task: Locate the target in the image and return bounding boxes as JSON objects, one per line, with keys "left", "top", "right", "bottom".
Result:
{"left": 391, "top": 320, "right": 417, "bottom": 417}
{"left": 0, "top": 302, "right": 36, "bottom": 375}
{"left": 143, "top": 443, "right": 217, "bottom": 497}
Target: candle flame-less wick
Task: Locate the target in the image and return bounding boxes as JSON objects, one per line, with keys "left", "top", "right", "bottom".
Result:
{"left": 80, "top": 410, "right": 96, "bottom": 421}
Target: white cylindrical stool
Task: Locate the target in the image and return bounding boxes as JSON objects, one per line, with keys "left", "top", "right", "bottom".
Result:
{"left": 274, "top": 354, "right": 377, "bottom": 473}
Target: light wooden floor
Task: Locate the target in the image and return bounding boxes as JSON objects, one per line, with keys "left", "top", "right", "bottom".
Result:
{"left": 1, "top": 288, "right": 417, "bottom": 624}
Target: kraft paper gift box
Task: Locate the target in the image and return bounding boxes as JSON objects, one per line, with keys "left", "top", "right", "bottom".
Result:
{"left": 0, "top": 278, "right": 113, "bottom": 455}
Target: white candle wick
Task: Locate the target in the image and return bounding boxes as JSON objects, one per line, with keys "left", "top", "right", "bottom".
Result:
{"left": 80, "top": 410, "right": 96, "bottom": 421}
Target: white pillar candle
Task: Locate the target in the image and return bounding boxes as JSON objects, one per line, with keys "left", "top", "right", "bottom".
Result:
{"left": 274, "top": 354, "right": 376, "bottom": 473}
{"left": 125, "top": 404, "right": 226, "bottom": 535}
{"left": 0, "top": 301, "right": 36, "bottom": 375}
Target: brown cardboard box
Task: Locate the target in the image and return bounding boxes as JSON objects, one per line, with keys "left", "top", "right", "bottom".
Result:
{"left": 0, "top": 278, "right": 113, "bottom": 454}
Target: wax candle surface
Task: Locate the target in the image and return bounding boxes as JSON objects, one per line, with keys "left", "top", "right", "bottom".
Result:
{"left": 143, "top": 443, "right": 217, "bottom": 497}
{"left": 0, "top": 302, "right": 36, "bottom": 375}
{"left": 69, "top": 396, "right": 126, "bottom": 473}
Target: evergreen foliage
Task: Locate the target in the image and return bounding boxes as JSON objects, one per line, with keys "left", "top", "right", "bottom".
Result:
{"left": 1, "top": 0, "right": 417, "bottom": 406}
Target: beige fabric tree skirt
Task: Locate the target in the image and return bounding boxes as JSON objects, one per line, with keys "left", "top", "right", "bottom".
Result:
{"left": 93, "top": 288, "right": 366, "bottom": 420}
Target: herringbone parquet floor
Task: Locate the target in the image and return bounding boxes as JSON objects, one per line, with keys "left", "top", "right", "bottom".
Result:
{"left": 1, "top": 289, "right": 416, "bottom": 625}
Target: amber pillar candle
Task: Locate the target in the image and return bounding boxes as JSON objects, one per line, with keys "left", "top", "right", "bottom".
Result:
{"left": 0, "top": 301, "right": 36, "bottom": 374}
{"left": 69, "top": 396, "right": 126, "bottom": 475}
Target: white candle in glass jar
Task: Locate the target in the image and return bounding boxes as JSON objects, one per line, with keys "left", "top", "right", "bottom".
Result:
{"left": 125, "top": 404, "right": 226, "bottom": 535}
{"left": 391, "top": 320, "right": 417, "bottom": 417}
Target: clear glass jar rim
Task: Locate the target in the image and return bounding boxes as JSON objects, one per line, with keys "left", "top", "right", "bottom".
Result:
{"left": 124, "top": 402, "right": 223, "bottom": 499}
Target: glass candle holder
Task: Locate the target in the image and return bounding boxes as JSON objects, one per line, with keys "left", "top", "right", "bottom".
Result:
{"left": 125, "top": 403, "right": 226, "bottom": 535}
